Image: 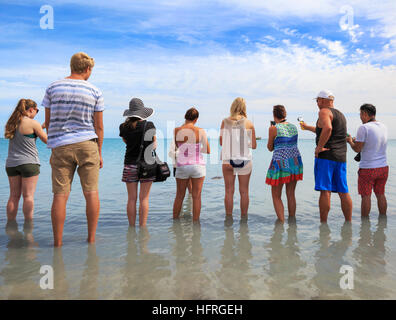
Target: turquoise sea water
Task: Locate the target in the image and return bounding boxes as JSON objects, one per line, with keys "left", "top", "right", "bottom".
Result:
{"left": 0, "top": 138, "right": 396, "bottom": 299}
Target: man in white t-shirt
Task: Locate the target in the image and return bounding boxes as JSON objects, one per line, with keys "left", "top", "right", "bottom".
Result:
{"left": 347, "top": 104, "right": 388, "bottom": 217}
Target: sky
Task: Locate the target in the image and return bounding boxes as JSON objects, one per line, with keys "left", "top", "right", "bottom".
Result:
{"left": 1, "top": 0, "right": 395, "bottom": 138}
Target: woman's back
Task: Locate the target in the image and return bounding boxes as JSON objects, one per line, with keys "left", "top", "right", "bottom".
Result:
{"left": 175, "top": 124, "right": 206, "bottom": 166}
{"left": 6, "top": 118, "right": 40, "bottom": 167}
{"left": 221, "top": 117, "right": 253, "bottom": 161}
{"left": 119, "top": 120, "right": 156, "bottom": 165}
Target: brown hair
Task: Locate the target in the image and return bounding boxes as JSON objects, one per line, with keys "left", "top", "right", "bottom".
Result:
{"left": 124, "top": 117, "right": 141, "bottom": 129}
{"left": 185, "top": 107, "right": 199, "bottom": 121}
{"left": 230, "top": 97, "right": 247, "bottom": 118}
{"left": 70, "top": 52, "right": 95, "bottom": 74}
{"left": 5, "top": 99, "right": 37, "bottom": 139}
{"left": 273, "top": 105, "right": 286, "bottom": 120}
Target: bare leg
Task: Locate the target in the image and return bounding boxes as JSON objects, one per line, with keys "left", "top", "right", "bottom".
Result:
{"left": 271, "top": 184, "right": 285, "bottom": 222}
{"left": 285, "top": 181, "right": 297, "bottom": 217}
{"left": 83, "top": 191, "right": 100, "bottom": 243}
{"left": 375, "top": 193, "right": 387, "bottom": 215}
{"left": 138, "top": 181, "right": 153, "bottom": 227}
{"left": 238, "top": 173, "right": 251, "bottom": 217}
{"left": 21, "top": 175, "right": 39, "bottom": 221}
{"left": 187, "top": 179, "right": 192, "bottom": 194}
{"left": 173, "top": 178, "right": 189, "bottom": 219}
{"left": 338, "top": 192, "right": 353, "bottom": 222}
{"left": 7, "top": 176, "right": 22, "bottom": 221}
{"left": 222, "top": 164, "right": 236, "bottom": 216}
{"left": 191, "top": 177, "right": 205, "bottom": 222}
{"left": 126, "top": 182, "right": 138, "bottom": 226}
{"left": 51, "top": 193, "right": 70, "bottom": 247}
{"left": 361, "top": 195, "right": 371, "bottom": 217}
{"left": 319, "top": 191, "right": 331, "bottom": 223}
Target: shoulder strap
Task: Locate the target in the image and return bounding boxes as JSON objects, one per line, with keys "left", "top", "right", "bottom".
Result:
{"left": 136, "top": 121, "right": 148, "bottom": 162}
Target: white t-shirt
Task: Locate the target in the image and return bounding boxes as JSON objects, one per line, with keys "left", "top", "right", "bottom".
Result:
{"left": 355, "top": 121, "right": 387, "bottom": 169}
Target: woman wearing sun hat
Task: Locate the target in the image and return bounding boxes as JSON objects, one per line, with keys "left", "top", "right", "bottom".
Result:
{"left": 119, "top": 98, "right": 156, "bottom": 227}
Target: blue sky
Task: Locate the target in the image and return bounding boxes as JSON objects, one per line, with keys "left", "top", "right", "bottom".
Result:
{"left": 1, "top": 0, "right": 396, "bottom": 138}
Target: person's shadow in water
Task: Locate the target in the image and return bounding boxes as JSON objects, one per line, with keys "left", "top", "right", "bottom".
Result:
{"left": 170, "top": 217, "right": 214, "bottom": 299}
{"left": 78, "top": 244, "right": 100, "bottom": 299}
{"left": 352, "top": 215, "right": 390, "bottom": 299}
{"left": 119, "top": 227, "right": 171, "bottom": 299}
{"left": 311, "top": 221, "right": 353, "bottom": 299}
{"left": 0, "top": 220, "right": 43, "bottom": 299}
{"left": 216, "top": 216, "right": 255, "bottom": 299}
{"left": 265, "top": 217, "right": 307, "bottom": 299}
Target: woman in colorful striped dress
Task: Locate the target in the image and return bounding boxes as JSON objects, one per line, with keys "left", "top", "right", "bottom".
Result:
{"left": 266, "top": 105, "right": 303, "bottom": 222}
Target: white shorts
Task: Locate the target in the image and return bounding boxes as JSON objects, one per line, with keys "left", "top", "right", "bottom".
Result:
{"left": 175, "top": 165, "right": 206, "bottom": 179}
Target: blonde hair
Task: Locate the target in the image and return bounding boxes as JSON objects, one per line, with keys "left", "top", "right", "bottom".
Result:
{"left": 230, "top": 97, "right": 247, "bottom": 118}
{"left": 5, "top": 99, "right": 37, "bottom": 139}
{"left": 70, "top": 52, "right": 95, "bottom": 74}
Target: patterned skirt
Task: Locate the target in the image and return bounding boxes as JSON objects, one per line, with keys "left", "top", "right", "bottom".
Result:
{"left": 266, "top": 154, "right": 303, "bottom": 186}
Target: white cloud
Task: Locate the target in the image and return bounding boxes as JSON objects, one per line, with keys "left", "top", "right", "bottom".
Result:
{"left": 314, "top": 37, "right": 346, "bottom": 57}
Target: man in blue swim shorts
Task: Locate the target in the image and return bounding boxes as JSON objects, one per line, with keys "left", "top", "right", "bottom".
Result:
{"left": 301, "top": 90, "right": 352, "bottom": 223}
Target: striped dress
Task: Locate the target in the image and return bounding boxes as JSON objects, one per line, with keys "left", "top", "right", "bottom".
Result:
{"left": 266, "top": 123, "right": 303, "bottom": 186}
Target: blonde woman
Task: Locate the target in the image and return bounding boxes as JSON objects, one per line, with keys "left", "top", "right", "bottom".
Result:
{"left": 5, "top": 99, "right": 47, "bottom": 222}
{"left": 220, "top": 97, "right": 257, "bottom": 218}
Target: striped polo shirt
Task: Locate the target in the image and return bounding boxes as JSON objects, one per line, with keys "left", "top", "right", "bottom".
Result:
{"left": 42, "top": 78, "right": 105, "bottom": 148}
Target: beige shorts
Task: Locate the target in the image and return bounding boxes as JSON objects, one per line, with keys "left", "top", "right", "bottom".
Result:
{"left": 50, "top": 140, "right": 100, "bottom": 194}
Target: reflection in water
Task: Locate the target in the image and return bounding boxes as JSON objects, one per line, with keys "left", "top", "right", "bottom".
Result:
{"left": 352, "top": 216, "right": 390, "bottom": 299}
{"left": 265, "top": 217, "right": 307, "bottom": 299}
{"left": 216, "top": 217, "right": 254, "bottom": 299}
{"left": 171, "top": 219, "right": 214, "bottom": 299}
{"left": 52, "top": 248, "right": 70, "bottom": 299}
{"left": 78, "top": 245, "right": 99, "bottom": 299}
{"left": 0, "top": 220, "right": 42, "bottom": 299}
{"left": 119, "top": 227, "right": 171, "bottom": 299}
{"left": 312, "top": 222, "right": 352, "bottom": 299}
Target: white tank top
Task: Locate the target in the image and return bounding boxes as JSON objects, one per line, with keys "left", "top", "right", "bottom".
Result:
{"left": 220, "top": 117, "right": 252, "bottom": 161}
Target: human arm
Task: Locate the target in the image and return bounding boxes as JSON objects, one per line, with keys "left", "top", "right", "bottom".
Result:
{"left": 32, "top": 120, "right": 48, "bottom": 144}
{"left": 267, "top": 125, "right": 277, "bottom": 152}
{"left": 315, "top": 109, "right": 332, "bottom": 157}
{"left": 347, "top": 136, "right": 364, "bottom": 152}
{"left": 93, "top": 111, "right": 104, "bottom": 168}
{"left": 347, "top": 125, "right": 365, "bottom": 153}
{"left": 247, "top": 120, "right": 257, "bottom": 150}
{"left": 300, "top": 122, "right": 316, "bottom": 133}
{"left": 200, "top": 129, "right": 210, "bottom": 154}
{"left": 219, "top": 120, "right": 224, "bottom": 146}
{"left": 45, "top": 108, "right": 51, "bottom": 134}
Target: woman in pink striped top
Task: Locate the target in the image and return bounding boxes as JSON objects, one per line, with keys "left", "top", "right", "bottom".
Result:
{"left": 172, "top": 108, "right": 210, "bottom": 222}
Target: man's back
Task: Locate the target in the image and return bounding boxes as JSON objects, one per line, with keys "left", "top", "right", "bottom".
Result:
{"left": 42, "top": 78, "right": 104, "bottom": 148}
{"left": 356, "top": 121, "right": 387, "bottom": 169}
{"left": 316, "top": 108, "right": 347, "bottom": 162}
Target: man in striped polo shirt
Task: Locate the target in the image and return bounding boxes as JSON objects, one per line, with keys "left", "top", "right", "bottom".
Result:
{"left": 43, "top": 52, "right": 104, "bottom": 247}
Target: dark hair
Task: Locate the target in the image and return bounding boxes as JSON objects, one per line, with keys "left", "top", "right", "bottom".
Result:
{"left": 360, "top": 104, "right": 376, "bottom": 117}
{"left": 273, "top": 105, "right": 286, "bottom": 119}
{"left": 185, "top": 107, "right": 199, "bottom": 121}
{"left": 124, "top": 116, "right": 141, "bottom": 129}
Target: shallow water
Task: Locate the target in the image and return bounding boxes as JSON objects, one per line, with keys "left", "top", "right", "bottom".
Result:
{"left": 0, "top": 138, "right": 395, "bottom": 299}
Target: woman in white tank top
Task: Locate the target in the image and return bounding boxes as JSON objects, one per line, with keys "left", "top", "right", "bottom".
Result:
{"left": 220, "top": 97, "right": 257, "bottom": 219}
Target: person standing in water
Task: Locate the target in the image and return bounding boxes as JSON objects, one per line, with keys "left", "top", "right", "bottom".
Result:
{"left": 5, "top": 99, "right": 47, "bottom": 222}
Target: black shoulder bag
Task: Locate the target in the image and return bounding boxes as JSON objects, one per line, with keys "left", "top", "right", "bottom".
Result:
{"left": 136, "top": 121, "right": 157, "bottom": 179}
{"left": 154, "top": 150, "right": 170, "bottom": 182}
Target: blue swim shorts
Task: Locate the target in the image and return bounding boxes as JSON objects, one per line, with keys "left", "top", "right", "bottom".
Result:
{"left": 314, "top": 158, "right": 349, "bottom": 193}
